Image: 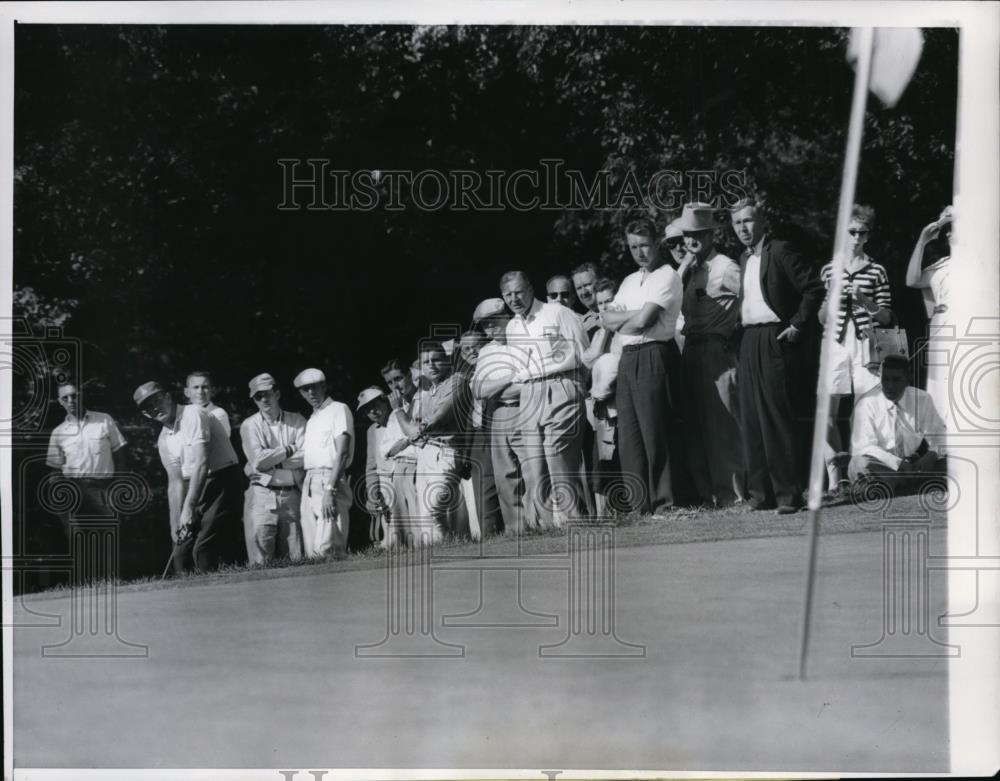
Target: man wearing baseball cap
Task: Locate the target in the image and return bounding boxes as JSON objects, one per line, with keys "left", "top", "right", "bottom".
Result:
{"left": 675, "top": 202, "right": 745, "bottom": 507}
{"left": 295, "top": 368, "right": 354, "bottom": 558}
{"left": 239, "top": 373, "right": 307, "bottom": 564}
{"left": 134, "top": 379, "right": 241, "bottom": 574}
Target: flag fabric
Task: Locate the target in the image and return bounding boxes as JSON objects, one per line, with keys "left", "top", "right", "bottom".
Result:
{"left": 848, "top": 27, "right": 924, "bottom": 108}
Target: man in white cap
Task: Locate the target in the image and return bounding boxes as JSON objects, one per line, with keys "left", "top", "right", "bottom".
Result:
{"left": 469, "top": 298, "right": 526, "bottom": 533}
{"left": 294, "top": 368, "right": 354, "bottom": 558}
{"left": 358, "top": 386, "right": 396, "bottom": 548}
{"left": 675, "top": 202, "right": 745, "bottom": 507}
{"left": 240, "top": 373, "right": 306, "bottom": 564}
{"left": 134, "top": 380, "right": 241, "bottom": 574}
{"left": 501, "top": 270, "right": 590, "bottom": 528}
{"left": 663, "top": 219, "right": 690, "bottom": 270}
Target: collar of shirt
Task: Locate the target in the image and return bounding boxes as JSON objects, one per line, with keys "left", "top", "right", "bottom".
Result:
{"left": 260, "top": 409, "right": 284, "bottom": 425}
{"left": 316, "top": 397, "right": 333, "bottom": 413}
{"left": 517, "top": 298, "right": 545, "bottom": 323}
{"left": 63, "top": 410, "right": 90, "bottom": 425}
{"left": 167, "top": 405, "right": 187, "bottom": 433}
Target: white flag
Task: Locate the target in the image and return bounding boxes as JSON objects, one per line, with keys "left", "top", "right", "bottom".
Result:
{"left": 848, "top": 27, "right": 924, "bottom": 108}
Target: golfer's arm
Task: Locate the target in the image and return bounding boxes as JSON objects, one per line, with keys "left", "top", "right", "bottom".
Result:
{"left": 182, "top": 445, "right": 208, "bottom": 514}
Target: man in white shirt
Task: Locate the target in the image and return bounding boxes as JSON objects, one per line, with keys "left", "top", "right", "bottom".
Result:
{"left": 184, "top": 371, "right": 232, "bottom": 437}
{"left": 134, "top": 380, "right": 241, "bottom": 574}
{"left": 600, "top": 218, "right": 683, "bottom": 514}
{"left": 359, "top": 386, "right": 396, "bottom": 548}
{"left": 730, "top": 198, "right": 824, "bottom": 513}
{"left": 295, "top": 368, "right": 354, "bottom": 558}
{"left": 240, "top": 373, "right": 306, "bottom": 564}
{"left": 380, "top": 359, "right": 420, "bottom": 537}
{"left": 571, "top": 262, "right": 603, "bottom": 337}
{"left": 502, "top": 271, "right": 591, "bottom": 527}
{"left": 849, "top": 355, "right": 947, "bottom": 492}
{"left": 46, "top": 382, "right": 127, "bottom": 531}
{"left": 470, "top": 298, "right": 527, "bottom": 533}
{"left": 676, "top": 202, "right": 745, "bottom": 507}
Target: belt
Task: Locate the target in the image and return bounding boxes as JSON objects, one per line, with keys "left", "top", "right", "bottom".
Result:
{"left": 522, "top": 369, "right": 580, "bottom": 383}
{"left": 742, "top": 322, "right": 785, "bottom": 329}
{"left": 394, "top": 457, "right": 417, "bottom": 466}
{"left": 67, "top": 476, "right": 112, "bottom": 483}
{"left": 255, "top": 483, "right": 297, "bottom": 492}
{"left": 621, "top": 340, "right": 672, "bottom": 352}
{"left": 495, "top": 399, "right": 520, "bottom": 407}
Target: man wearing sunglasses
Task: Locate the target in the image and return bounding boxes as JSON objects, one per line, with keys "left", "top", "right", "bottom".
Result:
{"left": 134, "top": 380, "right": 241, "bottom": 574}
{"left": 240, "top": 373, "right": 307, "bottom": 564}
{"left": 46, "top": 382, "right": 128, "bottom": 533}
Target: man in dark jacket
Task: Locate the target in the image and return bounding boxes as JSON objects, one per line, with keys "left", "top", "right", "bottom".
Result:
{"left": 730, "top": 198, "right": 824, "bottom": 513}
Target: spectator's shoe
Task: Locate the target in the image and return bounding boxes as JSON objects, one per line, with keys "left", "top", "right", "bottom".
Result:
{"left": 776, "top": 501, "right": 805, "bottom": 515}
{"left": 749, "top": 498, "right": 776, "bottom": 511}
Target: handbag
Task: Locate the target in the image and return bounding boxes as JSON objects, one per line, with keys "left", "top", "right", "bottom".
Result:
{"left": 865, "top": 324, "right": 908, "bottom": 369}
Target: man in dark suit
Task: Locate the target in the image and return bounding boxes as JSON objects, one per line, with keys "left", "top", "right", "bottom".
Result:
{"left": 730, "top": 198, "right": 824, "bottom": 513}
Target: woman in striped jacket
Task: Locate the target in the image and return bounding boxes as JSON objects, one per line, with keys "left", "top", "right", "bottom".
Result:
{"left": 818, "top": 204, "right": 894, "bottom": 495}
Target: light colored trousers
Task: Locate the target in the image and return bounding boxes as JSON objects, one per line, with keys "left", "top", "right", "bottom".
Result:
{"left": 245, "top": 484, "right": 303, "bottom": 564}
{"left": 513, "top": 375, "right": 587, "bottom": 529}
{"left": 301, "top": 469, "right": 351, "bottom": 557}
{"left": 410, "top": 442, "right": 465, "bottom": 546}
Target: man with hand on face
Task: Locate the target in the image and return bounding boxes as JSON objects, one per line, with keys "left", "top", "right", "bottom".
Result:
{"left": 675, "top": 202, "right": 745, "bottom": 508}
{"left": 240, "top": 373, "right": 306, "bottom": 564}
{"left": 359, "top": 386, "right": 396, "bottom": 548}
{"left": 600, "top": 218, "right": 683, "bottom": 515}
{"left": 134, "top": 380, "right": 241, "bottom": 574}
{"left": 379, "top": 358, "right": 420, "bottom": 537}
{"left": 572, "top": 262, "right": 603, "bottom": 338}
{"left": 388, "top": 341, "right": 468, "bottom": 545}
{"left": 295, "top": 368, "right": 354, "bottom": 558}
{"left": 730, "top": 197, "right": 824, "bottom": 514}
{"left": 502, "top": 270, "right": 590, "bottom": 528}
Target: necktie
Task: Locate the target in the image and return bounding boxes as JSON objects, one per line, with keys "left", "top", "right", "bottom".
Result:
{"left": 890, "top": 403, "right": 907, "bottom": 458}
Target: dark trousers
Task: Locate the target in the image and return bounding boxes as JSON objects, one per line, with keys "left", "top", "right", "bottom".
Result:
{"left": 681, "top": 335, "right": 745, "bottom": 506}
{"left": 173, "top": 465, "right": 242, "bottom": 574}
{"left": 57, "top": 477, "right": 113, "bottom": 536}
{"left": 738, "top": 325, "right": 803, "bottom": 508}
{"left": 467, "top": 425, "right": 503, "bottom": 536}
{"left": 615, "top": 340, "right": 682, "bottom": 514}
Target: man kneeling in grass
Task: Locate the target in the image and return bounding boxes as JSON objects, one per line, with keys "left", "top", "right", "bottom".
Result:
{"left": 849, "top": 354, "right": 947, "bottom": 495}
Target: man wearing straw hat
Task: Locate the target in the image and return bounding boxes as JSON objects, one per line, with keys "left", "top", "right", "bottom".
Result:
{"left": 675, "top": 202, "right": 745, "bottom": 507}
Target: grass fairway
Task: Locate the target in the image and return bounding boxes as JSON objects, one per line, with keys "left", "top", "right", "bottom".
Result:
{"left": 12, "top": 495, "right": 950, "bottom": 772}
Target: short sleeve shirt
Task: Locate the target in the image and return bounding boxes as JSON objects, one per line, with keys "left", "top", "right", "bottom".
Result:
{"left": 303, "top": 398, "right": 355, "bottom": 471}
{"left": 158, "top": 404, "right": 238, "bottom": 478}
{"left": 679, "top": 252, "right": 742, "bottom": 338}
{"left": 504, "top": 299, "right": 590, "bottom": 378}
{"left": 614, "top": 265, "right": 682, "bottom": 346}
{"left": 47, "top": 411, "right": 126, "bottom": 478}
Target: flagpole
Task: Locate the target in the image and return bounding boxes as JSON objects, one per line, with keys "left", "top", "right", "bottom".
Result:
{"left": 797, "top": 27, "right": 874, "bottom": 681}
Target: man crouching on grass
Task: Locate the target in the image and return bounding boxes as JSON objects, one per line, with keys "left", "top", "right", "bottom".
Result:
{"left": 849, "top": 354, "right": 947, "bottom": 496}
{"left": 134, "top": 380, "right": 242, "bottom": 574}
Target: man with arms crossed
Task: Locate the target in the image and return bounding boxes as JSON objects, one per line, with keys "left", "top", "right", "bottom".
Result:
{"left": 600, "top": 218, "right": 683, "bottom": 514}
{"left": 502, "top": 271, "right": 590, "bottom": 527}
{"left": 240, "top": 373, "right": 306, "bottom": 564}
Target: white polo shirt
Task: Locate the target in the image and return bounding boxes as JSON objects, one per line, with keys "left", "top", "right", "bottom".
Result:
{"left": 505, "top": 299, "right": 590, "bottom": 379}
{"left": 303, "top": 398, "right": 355, "bottom": 472}
{"left": 158, "top": 404, "right": 238, "bottom": 478}
{"left": 614, "top": 264, "right": 682, "bottom": 346}
{"left": 47, "top": 411, "right": 126, "bottom": 478}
